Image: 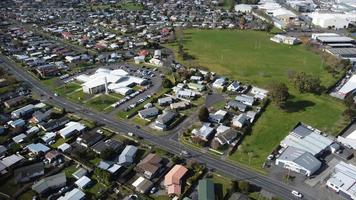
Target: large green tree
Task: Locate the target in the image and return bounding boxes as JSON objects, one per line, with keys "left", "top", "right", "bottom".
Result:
{"left": 268, "top": 82, "right": 289, "bottom": 108}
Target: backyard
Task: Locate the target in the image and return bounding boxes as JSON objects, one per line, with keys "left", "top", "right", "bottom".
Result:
{"left": 167, "top": 29, "right": 348, "bottom": 170}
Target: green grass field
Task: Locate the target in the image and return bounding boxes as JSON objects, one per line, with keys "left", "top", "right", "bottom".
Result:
{"left": 84, "top": 94, "right": 118, "bottom": 112}
{"left": 168, "top": 29, "right": 347, "bottom": 170}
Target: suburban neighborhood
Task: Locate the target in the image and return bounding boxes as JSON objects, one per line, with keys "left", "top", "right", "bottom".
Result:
{"left": 0, "top": 0, "right": 356, "bottom": 200}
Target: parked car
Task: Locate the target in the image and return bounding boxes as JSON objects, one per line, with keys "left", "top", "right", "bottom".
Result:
{"left": 291, "top": 190, "right": 303, "bottom": 198}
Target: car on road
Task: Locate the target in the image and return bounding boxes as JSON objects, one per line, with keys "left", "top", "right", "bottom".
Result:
{"left": 291, "top": 190, "right": 303, "bottom": 198}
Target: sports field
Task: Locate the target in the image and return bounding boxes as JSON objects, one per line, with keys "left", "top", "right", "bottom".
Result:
{"left": 167, "top": 29, "right": 347, "bottom": 170}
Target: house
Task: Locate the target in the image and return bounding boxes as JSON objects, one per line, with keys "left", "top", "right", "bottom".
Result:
{"left": 214, "top": 129, "right": 240, "bottom": 146}
{"left": 164, "top": 165, "right": 188, "bottom": 197}
{"left": 118, "top": 145, "right": 138, "bottom": 166}
{"left": 270, "top": 34, "right": 300, "bottom": 45}
{"left": 187, "top": 83, "right": 205, "bottom": 92}
{"left": 170, "top": 101, "right": 190, "bottom": 110}
{"left": 13, "top": 133, "right": 27, "bottom": 144}
{"left": 190, "top": 76, "right": 203, "bottom": 82}
{"left": 58, "top": 188, "right": 85, "bottom": 200}
{"left": 4, "top": 96, "right": 27, "bottom": 109}
{"left": 108, "top": 164, "right": 124, "bottom": 174}
{"left": 26, "top": 143, "right": 50, "bottom": 154}
{"left": 32, "top": 172, "right": 67, "bottom": 194}
{"left": 36, "top": 64, "right": 60, "bottom": 78}
{"left": 29, "top": 110, "right": 52, "bottom": 124}
{"left": 57, "top": 143, "right": 71, "bottom": 153}
{"left": 158, "top": 97, "right": 173, "bottom": 106}
{"left": 176, "top": 89, "right": 200, "bottom": 99}
{"left": 209, "top": 110, "right": 227, "bottom": 123}
{"left": 75, "top": 176, "right": 91, "bottom": 189}
{"left": 227, "top": 81, "right": 240, "bottom": 92}
{"left": 58, "top": 121, "right": 85, "bottom": 138}
{"left": 250, "top": 87, "right": 268, "bottom": 100}
{"left": 132, "top": 176, "right": 154, "bottom": 194}
{"left": 138, "top": 107, "right": 159, "bottom": 120}
{"left": 154, "top": 50, "right": 162, "bottom": 59}
{"left": 155, "top": 111, "right": 177, "bottom": 130}
{"left": 14, "top": 162, "right": 44, "bottom": 183}
{"left": 212, "top": 77, "right": 226, "bottom": 89}
{"left": 1, "top": 154, "right": 24, "bottom": 168}
{"left": 198, "top": 178, "right": 215, "bottom": 200}
{"left": 226, "top": 100, "right": 247, "bottom": 112}
{"left": 232, "top": 114, "right": 250, "bottom": 128}
{"left": 275, "top": 146, "right": 321, "bottom": 176}
{"left": 11, "top": 104, "right": 35, "bottom": 118}
{"left": 235, "top": 95, "right": 254, "bottom": 106}
{"left": 41, "top": 132, "right": 56, "bottom": 144}
{"left": 8, "top": 119, "right": 26, "bottom": 128}
{"left": 326, "top": 161, "right": 356, "bottom": 200}
{"left": 92, "top": 139, "right": 123, "bottom": 155}
{"left": 0, "top": 145, "right": 7, "bottom": 157}
{"left": 192, "top": 124, "right": 215, "bottom": 141}
{"left": 137, "top": 153, "right": 163, "bottom": 179}
{"left": 38, "top": 117, "right": 69, "bottom": 132}
{"left": 76, "top": 131, "right": 103, "bottom": 148}
{"left": 246, "top": 111, "right": 257, "bottom": 123}
{"left": 45, "top": 150, "right": 62, "bottom": 163}
{"left": 72, "top": 168, "right": 88, "bottom": 180}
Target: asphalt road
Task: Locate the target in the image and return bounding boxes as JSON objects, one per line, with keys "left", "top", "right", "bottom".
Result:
{"left": 0, "top": 55, "right": 317, "bottom": 200}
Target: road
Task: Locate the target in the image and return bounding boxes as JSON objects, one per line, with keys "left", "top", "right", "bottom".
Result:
{"left": 0, "top": 55, "right": 317, "bottom": 200}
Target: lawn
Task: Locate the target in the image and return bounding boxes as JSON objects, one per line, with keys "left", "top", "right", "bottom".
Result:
{"left": 167, "top": 29, "right": 348, "bottom": 170}
{"left": 54, "top": 82, "right": 81, "bottom": 96}
{"left": 84, "top": 94, "right": 118, "bottom": 112}
{"left": 211, "top": 173, "right": 232, "bottom": 200}
{"left": 51, "top": 137, "right": 70, "bottom": 148}
{"left": 120, "top": 2, "right": 144, "bottom": 10}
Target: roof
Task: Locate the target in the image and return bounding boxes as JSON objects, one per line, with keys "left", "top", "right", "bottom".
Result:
{"left": 91, "top": 139, "right": 122, "bottom": 154}
{"left": 57, "top": 143, "right": 71, "bottom": 151}
{"left": 282, "top": 124, "right": 334, "bottom": 155}
{"left": 59, "top": 121, "right": 85, "bottom": 138}
{"left": 137, "top": 153, "right": 162, "bottom": 175}
{"left": 193, "top": 124, "right": 215, "bottom": 139}
{"left": 132, "top": 176, "right": 153, "bottom": 193}
{"left": 118, "top": 145, "right": 138, "bottom": 165}
{"left": 32, "top": 172, "right": 66, "bottom": 194}
{"left": 108, "top": 164, "right": 122, "bottom": 174}
{"left": 27, "top": 143, "right": 50, "bottom": 154}
{"left": 339, "top": 75, "right": 356, "bottom": 95}
{"left": 1, "top": 154, "right": 24, "bottom": 167}
{"left": 327, "top": 161, "right": 356, "bottom": 198}
{"left": 72, "top": 168, "right": 88, "bottom": 180}
{"left": 75, "top": 176, "right": 91, "bottom": 188}
{"left": 198, "top": 178, "right": 215, "bottom": 200}
{"left": 164, "top": 164, "right": 188, "bottom": 188}
{"left": 13, "top": 133, "right": 27, "bottom": 143}
{"left": 278, "top": 146, "right": 321, "bottom": 174}
{"left": 14, "top": 162, "right": 44, "bottom": 182}
{"left": 139, "top": 107, "right": 159, "bottom": 118}
{"left": 156, "top": 111, "right": 177, "bottom": 124}
{"left": 317, "top": 36, "right": 354, "bottom": 43}
{"left": 58, "top": 188, "right": 85, "bottom": 200}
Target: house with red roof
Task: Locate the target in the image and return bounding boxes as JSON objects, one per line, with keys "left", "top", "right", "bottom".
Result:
{"left": 164, "top": 164, "right": 188, "bottom": 197}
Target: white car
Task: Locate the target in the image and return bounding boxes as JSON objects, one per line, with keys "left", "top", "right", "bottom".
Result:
{"left": 291, "top": 190, "right": 303, "bottom": 198}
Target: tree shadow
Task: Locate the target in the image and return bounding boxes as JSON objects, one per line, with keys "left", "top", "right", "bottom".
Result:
{"left": 284, "top": 100, "right": 315, "bottom": 113}
{"left": 215, "top": 183, "right": 224, "bottom": 200}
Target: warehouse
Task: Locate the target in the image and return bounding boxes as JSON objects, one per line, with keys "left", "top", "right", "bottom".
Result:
{"left": 275, "top": 146, "right": 321, "bottom": 176}
{"left": 310, "top": 12, "right": 356, "bottom": 29}
{"left": 280, "top": 123, "right": 335, "bottom": 156}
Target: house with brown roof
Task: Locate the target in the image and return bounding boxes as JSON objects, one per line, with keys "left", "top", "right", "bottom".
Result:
{"left": 164, "top": 164, "right": 188, "bottom": 197}
{"left": 3, "top": 96, "right": 27, "bottom": 109}
{"left": 136, "top": 153, "right": 163, "bottom": 179}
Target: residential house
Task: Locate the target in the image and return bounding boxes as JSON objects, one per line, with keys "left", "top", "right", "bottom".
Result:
{"left": 138, "top": 107, "right": 159, "bottom": 120}
{"left": 227, "top": 81, "right": 240, "bottom": 92}
{"left": 14, "top": 162, "right": 44, "bottom": 183}
{"left": 1, "top": 154, "right": 24, "bottom": 168}
{"left": 92, "top": 139, "right": 123, "bottom": 155}
{"left": 32, "top": 172, "right": 67, "bottom": 194}
{"left": 57, "top": 143, "right": 71, "bottom": 153}
{"left": 198, "top": 178, "right": 215, "bottom": 200}
{"left": 8, "top": 119, "right": 26, "bottom": 128}
{"left": 155, "top": 111, "right": 177, "bottom": 130}
{"left": 132, "top": 176, "right": 154, "bottom": 194}
{"left": 164, "top": 165, "right": 188, "bottom": 197}
{"left": 13, "top": 133, "right": 27, "bottom": 144}
{"left": 158, "top": 97, "right": 173, "bottom": 106}
{"left": 72, "top": 168, "right": 88, "bottom": 180}
{"left": 58, "top": 188, "right": 85, "bottom": 200}
{"left": 75, "top": 176, "right": 91, "bottom": 189}
{"left": 41, "top": 132, "right": 56, "bottom": 144}
{"left": 118, "top": 145, "right": 138, "bottom": 166}
{"left": 187, "top": 83, "right": 205, "bottom": 92}
{"left": 11, "top": 104, "right": 35, "bottom": 118}
{"left": 45, "top": 150, "right": 62, "bottom": 163}
{"left": 250, "top": 87, "right": 268, "bottom": 100}
{"left": 0, "top": 145, "right": 7, "bottom": 157}
{"left": 137, "top": 153, "right": 163, "bottom": 179}
{"left": 192, "top": 124, "right": 215, "bottom": 141}
{"left": 58, "top": 121, "right": 85, "bottom": 138}
{"left": 209, "top": 110, "right": 227, "bottom": 123}
{"left": 38, "top": 117, "right": 69, "bottom": 132}
{"left": 29, "top": 110, "right": 52, "bottom": 124}
{"left": 170, "top": 101, "right": 190, "bottom": 110}
{"left": 212, "top": 77, "right": 226, "bottom": 89}
{"left": 235, "top": 95, "right": 254, "bottom": 106}
{"left": 226, "top": 100, "right": 247, "bottom": 112}
{"left": 26, "top": 143, "right": 50, "bottom": 155}
{"left": 4, "top": 96, "right": 27, "bottom": 109}
{"left": 232, "top": 114, "right": 250, "bottom": 128}
{"left": 76, "top": 132, "right": 103, "bottom": 148}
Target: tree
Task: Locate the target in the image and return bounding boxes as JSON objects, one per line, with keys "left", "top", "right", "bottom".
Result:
{"left": 162, "top": 78, "right": 173, "bottom": 88}
{"left": 100, "top": 148, "right": 116, "bottom": 160}
{"left": 238, "top": 180, "right": 250, "bottom": 194}
{"left": 268, "top": 82, "right": 289, "bottom": 108}
{"left": 94, "top": 168, "right": 111, "bottom": 186}
{"left": 290, "top": 72, "right": 322, "bottom": 94}
{"left": 198, "top": 107, "right": 209, "bottom": 122}
{"left": 265, "top": 23, "right": 274, "bottom": 33}
{"left": 343, "top": 107, "right": 356, "bottom": 121}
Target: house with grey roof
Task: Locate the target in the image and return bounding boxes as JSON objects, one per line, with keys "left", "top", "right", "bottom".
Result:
{"left": 138, "top": 107, "right": 159, "bottom": 120}
{"left": 14, "top": 162, "right": 44, "bottom": 183}
{"left": 32, "top": 172, "right": 67, "bottom": 194}
{"left": 226, "top": 100, "right": 247, "bottom": 112}
{"left": 232, "top": 114, "right": 251, "bottom": 128}
{"left": 155, "top": 111, "right": 177, "bottom": 130}
{"left": 235, "top": 94, "right": 255, "bottom": 106}
{"left": 158, "top": 97, "right": 173, "bottom": 106}
{"left": 275, "top": 146, "right": 321, "bottom": 176}
{"left": 192, "top": 124, "right": 216, "bottom": 141}
{"left": 118, "top": 145, "right": 138, "bottom": 166}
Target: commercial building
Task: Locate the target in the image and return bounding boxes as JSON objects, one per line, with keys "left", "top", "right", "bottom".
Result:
{"left": 310, "top": 12, "right": 356, "bottom": 29}
{"left": 275, "top": 146, "right": 321, "bottom": 176}
{"left": 326, "top": 161, "right": 356, "bottom": 200}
